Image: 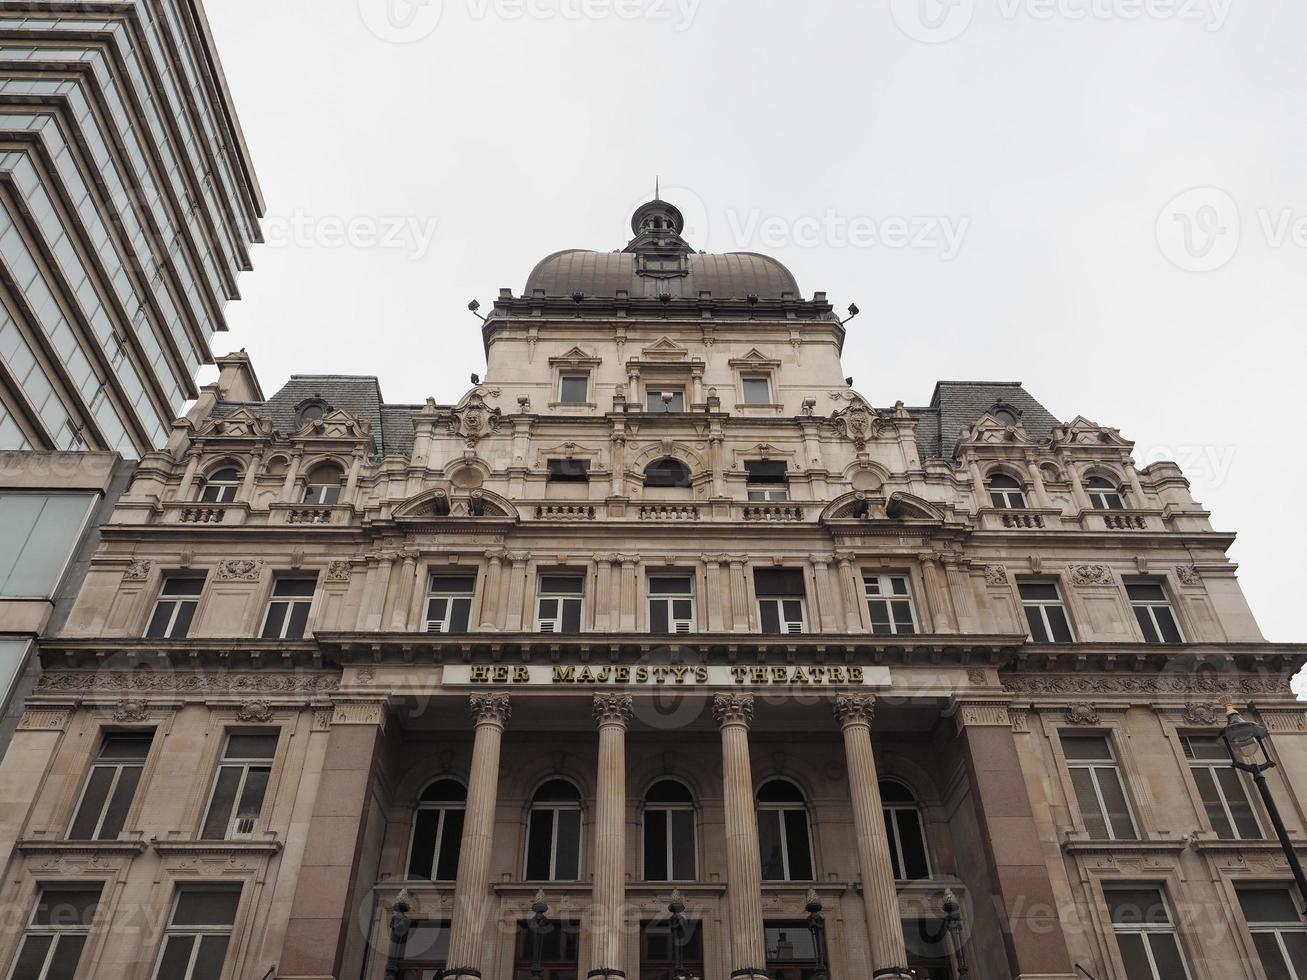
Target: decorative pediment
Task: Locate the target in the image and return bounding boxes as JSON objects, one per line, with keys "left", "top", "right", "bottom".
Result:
{"left": 1050, "top": 416, "right": 1133, "bottom": 449}
{"left": 533, "top": 442, "right": 602, "bottom": 467}
{"left": 196, "top": 408, "right": 275, "bottom": 440}
{"left": 956, "top": 414, "right": 1036, "bottom": 449}
{"left": 292, "top": 409, "right": 372, "bottom": 441}
{"left": 885, "top": 492, "right": 946, "bottom": 522}
{"left": 728, "top": 348, "right": 782, "bottom": 368}
{"left": 640, "top": 337, "right": 690, "bottom": 361}
{"left": 548, "top": 346, "right": 601, "bottom": 367}
{"left": 830, "top": 399, "right": 885, "bottom": 450}
{"left": 729, "top": 443, "right": 796, "bottom": 468}
{"left": 392, "top": 486, "right": 518, "bottom": 522}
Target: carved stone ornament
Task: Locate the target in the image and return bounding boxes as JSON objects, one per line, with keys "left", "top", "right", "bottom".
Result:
{"left": 326, "top": 560, "right": 352, "bottom": 582}
{"left": 713, "top": 693, "right": 754, "bottom": 727}
{"left": 39, "top": 671, "right": 340, "bottom": 696}
{"left": 1176, "top": 565, "right": 1202, "bottom": 586}
{"left": 593, "top": 694, "right": 634, "bottom": 726}
{"left": 450, "top": 392, "right": 502, "bottom": 444}
{"left": 113, "top": 699, "right": 149, "bottom": 723}
{"left": 1182, "top": 702, "right": 1223, "bottom": 726}
{"left": 1064, "top": 703, "right": 1101, "bottom": 725}
{"left": 216, "top": 559, "right": 263, "bottom": 582}
{"left": 469, "top": 693, "right": 511, "bottom": 726}
{"left": 1003, "top": 674, "right": 1292, "bottom": 697}
{"left": 1070, "top": 564, "right": 1113, "bottom": 587}
{"left": 834, "top": 694, "right": 875, "bottom": 727}
{"left": 122, "top": 558, "right": 151, "bottom": 581}
{"left": 984, "top": 564, "right": 1009, "bottom": 586}
{"left": 237, "top": 700, "right": 274, "bottom": 724}
{"left": 831, "top": 401, "right": 883, "bottom": 450}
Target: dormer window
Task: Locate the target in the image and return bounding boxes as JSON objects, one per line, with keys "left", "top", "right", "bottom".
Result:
{"left": 200, "top": 467, "right": 240, "bottom": 504}
{"left": 1087, "top": 476, "right": 1125, "bottom": 510}
{"left": 989, "top": 402, "right": 1021, "bottom": 426}
{"left": 987, "top": 473, "right": 1026, "bottom": 509}
{"left": 302, "top": 463, "right": 343, "bottom": 505}
{"left": 295, "top": 397, "right": 332, "bottom": 427}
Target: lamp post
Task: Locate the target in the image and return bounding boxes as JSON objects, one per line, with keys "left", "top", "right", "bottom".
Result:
{"left": 805, "top": 889, "right": 828, "bottom": 980}
{"left": 384, "top": 889, "right": 412, "bottom": 980}
{"left": 942, "top": 889, "right": 971, "bottom": 980}
{"left": 1221, "top": 703, "right": 1307, "bottom": 911}
{"left": 668, "top": 889, "right": 687, "bottom": 978}
{"left": 528, "top": 890, "right": 550, "bottom": 980}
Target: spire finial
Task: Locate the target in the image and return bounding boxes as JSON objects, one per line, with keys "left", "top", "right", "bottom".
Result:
{"left": 655, "top": 176, "right": 660, "bottom": 201}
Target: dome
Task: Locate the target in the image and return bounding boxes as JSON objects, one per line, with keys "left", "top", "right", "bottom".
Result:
{"left": 525, "top": 250, "right": 801, "bottom": 300}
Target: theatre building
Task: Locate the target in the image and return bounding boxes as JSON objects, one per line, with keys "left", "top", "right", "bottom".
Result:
{"left": 1, "top": 198, "right": 1305, "bottom": 980}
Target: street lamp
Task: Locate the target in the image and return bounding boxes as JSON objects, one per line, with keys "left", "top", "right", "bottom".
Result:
{"left": 1221, "top": 703, "right": 1307, "bottom": 911}
{"left": 941, "top": 889, "right": 971, "bottom": 980}
{"left": 804, "top": 889, "right": 828, "bottom": 980}
{"left": 384, "top": 889, "right": 412, "bottom": 980}
{"left": 528, "top": 889, "right": 550, "bottom": 980}
{"left": 668, "top": 889, "right": 687, "bottom": 979}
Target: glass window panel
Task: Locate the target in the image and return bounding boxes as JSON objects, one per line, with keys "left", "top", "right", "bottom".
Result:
{"left": 1114, "top": 933, "right": 1153, "bottom": 980}
{"left": 436, "top": 809, "right": 463, "bottom": 880}
{"left": 201, "top": 767, "right": 242, "bottom": 839}
{"left": 1096, "top": 770, "right": 1138, "bottom": 840}
{"left": 155, "top": 935, "right": 197, "bottom": 980}
{"left": 409, "top": 810, "right": 439, "bottom": 878}
{"left": 146, "top": 602, "right": 176, "bottom": 638}
{"left": 742, "top": 377, "right": 771, "bottom": 404}
{"left": 169, "top": 601, "right": 197, "bottom": 638}
{"left": 1127, "top": 583, "right": 1167, "bottom": 602}
{"left": 172, "top": 890, "right": 240, "bottom": 926}
{"left": 671, "top": 809, "right": 696, "bottom": 880}
{"left": 894, "top": 809, "right": 930, "bottom": 879}
{"left": 1046, "top": 604, "right": 1073, "bottom": 642}
{"left": 1134, "top": 607, "right": 1160, "bottom": 643}
{"left": 1154, "top": 607, "right": 1183, "bottom": 643}
{"left": 559, "top": 376, "right": 588, "bottom": 404}
{"left": 1190, "top": 768, "right": 1235, "bottom": 838}
{"left": 554, "top": 808, "right": 581, "bottom": 880}
{"left": 1146, "top": 933, "right": 1188, "bottom": 979}
{"left": 0, "top": 493, "right": 94, "bottom": 597}
{"left": 650, "top": 602, "right": 669, "bottom": 635}
{"left": 1069, "top": 768, "right": 1108, "bottom": 839}
{"left": 449, "top": 598, "right": 471, "bottom": 634}
{"left": 526, "top": 810, "right": 554, "bottom": 879}
{"left": 285, "top": 601, "right": 311, "bottom": 639}
{"left": 1106, "top": 889, "right": 1170, "bottom": 926}
{"left": 235, "top": 768, "right": 269, "bottom": 823}
{"left": 1251, "top": 934, "right": 1294, "bottom": 980}
{"left": 783, "top": 809, "right": 813, "bottom": 880}
{"left": 758, "top": 810, "right": 785, "bottom": 880}
{"left": 190, "top": 935, "right": 232, "bottom": 980}
{"left": 273, "top": 578, "right": 317, "bottom": 598}
{"left": 225, "top": 734, "right": 277, "bottom": 760}
{"left": 644, "top": 809, "right": 667, "bottom": 880}
{"left": 561, "top": 598, "right": 581, "bottom": 634}
{"left": 44, "top": 934, "right": 88, "bottom": 980}
{"left": 1018, "top": 583, "right": 1060, "bottom": 601}
{"left": 539, "top": 576, "right": 584, "bottom": 594}
{"left": 1024, "top": 605, "right": 1050, "bottom": 643}
{"left": 1184, "top": 736, "right": 1228, "bottom": 761}
{"left": 99, "top": 764, "right": 141, "bottom": 839}
{"left": 11, "top": 935, "right": 55, "bottom": 979}
{"left": 1239, "top": 889, "right": 1301, "bottom": 923}
{"left": 759, "top": 601, "right": 781, "bottom": 635}
{"left": 1283, "top": 933, "right": 1307, "bottom": 979}
{"left": 261, "top": 603, "right": 288, "bottom": 639}
{"left": 1060, "top": 736, "right": 1111, "bottom": 761}
{"left": 1215, "top": 768, "right": 1261, "bottom": 838}
{"left": 33, "top": 889, "right": 100, "bottom": 927}
{"left": 69, "top": 766, "right": 115, "bottom": 839}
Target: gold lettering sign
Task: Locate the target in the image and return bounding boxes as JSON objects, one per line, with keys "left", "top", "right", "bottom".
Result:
{"left": 444, "top": 664, "right": 884, "bottom": 688}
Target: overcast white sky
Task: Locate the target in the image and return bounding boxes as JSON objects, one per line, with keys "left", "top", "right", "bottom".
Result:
{"left": 204, "top": 0, "right": 1305, "bottom": 646}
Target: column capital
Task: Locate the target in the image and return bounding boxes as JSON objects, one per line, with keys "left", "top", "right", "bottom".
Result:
{"left": 469, "top": 693, "right": 511, "bottom": 727}
{"left": 593, "top": 694, "right": 633, "bottom": 727}
{"left": 713, "top": 693, "right": 754, "bottom": 728}
{"left": 834, "top": 694, "right": 875, "bottom": 728}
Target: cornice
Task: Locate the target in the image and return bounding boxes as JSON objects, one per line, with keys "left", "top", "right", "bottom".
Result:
{"left": 150, "top": 838, "right": 283, "bottom": 858}
{"left": 14, "top": 839, "right": 147, "bottom": 856}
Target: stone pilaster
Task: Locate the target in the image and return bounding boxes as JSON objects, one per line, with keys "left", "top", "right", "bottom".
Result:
{"left": 837, "top": 551, "right": 865, "bottom": 632}
{"left": 479, "top": 550, "right": 504, "bottom": 630}
{"left": 714, "top": 693, "right": 768, "bottom": 980}
{"left": 834, "top": 695, "right": 912, "bottom": 980}
{"left": 590, "top": 694, "right": 633, "bottom": 979}
{"left": 444, "top": 693, "right": 511, "bottom": 979}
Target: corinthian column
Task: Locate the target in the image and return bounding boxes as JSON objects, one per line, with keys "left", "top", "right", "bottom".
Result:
{"left": 714, "top": 693, "right": 768, "bottom": 980}
{"left": 445, "top": 693, "right": 511, "bottom": 979}
{"left": 590, "top": 694, "right": 633, "bottom": 980}
{"left": 834, "top": 695, "right": 912, "bottom": 980}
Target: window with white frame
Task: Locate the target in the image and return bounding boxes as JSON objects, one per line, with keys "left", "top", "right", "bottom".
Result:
{"left": 1105, "top": 888, "right": 1193, "bottom": 980}
{"left": 648, "top": 574, "right": 695, "bottom": 634}
{"left": 261, "top": 576, "right": 316, "bottom": 640}
{"left": 1060, "top": 734, "right": 1138, "bottom": 841}
{"left": 301, "top": 463, "right": 343, "bottom": 505}
{"left": 151, "top": 889, "right": 240, "bottom": 980}
{"left": 880, "top": 780, "right": 931, "bottom": 880}
{"left": 525, "top": 779, "right": 582, "bottom": 881}
{"left": 200, "top": 732, "right": 277, "bottom": 840}
{"left": 199, "top": 467, "right": 240, "bottom": 503}
{"left": 987, "top": 473, "right": 1026, "bottom": 509}
{"left": 68, "top": 730, "right": 153, "bottom": 840}
{"left": 1182, "top": 735, "right": 1262, "bottom": 840}
{"left": 741, "top": 375, "right": 773, "bottom": 405}
{"left": 645, "top": 387, "right": 685, "bottom": 413}
{"left": 425, "top": 573, "right": 476, "bottom": 634}
{"left": 0, "top": 492, "right": 96, "bottom": 598}
{"left": 1238, "top": 887, "right": 1307, "bottom": 979}
{"left": 407, "top": 779, "right": 467, "bottom": 881}
{"left": 558, "top": 374, "right": 590, "bottom": 405}
{"left": 1126, "top": 581, "right": 1183, "bottom": 644}
{"left": 643, "top": 779, "right": 697, "bottom": 881}
{"left": 8, "top": 886, "right": 101, "bottom": 980}
{"left": 536, "top": 574, "right": 583, "bottom": 634}
{"left": 1019, "top": 581, "right": 1074, "bottom": 643}
{"left": 863, "top": 574, "right": 917, "bottom": 635}
{"left": 1087, "top": 475, "right": 1126, "bottom": 510}
{"left": 146, "top": 575, "right": 205, "bottom": 639}
{"left": 754, "top": 569, "right": 806, "bottom": 635}
{"left": 756, "top": 779, "right": 814, "bottom": 881}
{"left": 745, "top": 461, "right": 789, "bottom": 501}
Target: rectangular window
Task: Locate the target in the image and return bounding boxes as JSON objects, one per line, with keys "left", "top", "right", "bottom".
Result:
{"left": 1106, "top": 888, "right": 1192, "bottom": 980}
{"left": 536, "top": 574, "right": 583, "bottom": 634}
{"left": 745, "top": 460, "right": 789, "bottom": 501}
{"left": 863, "top": 574, "right": 917, "bottom": 635}
{"left": 0, "top": 492, "right": 95, "bottom": 598}
{"left": 396, "top": 920, "right": 450, "bottom": 977}
{"left": 68, "top": 731, "right": 153, "bottom": 840}
{"left": 200, "top": 732, "right": 278, "bottom": 840}
{"left": 641, "top": 919, "right": 705, "bottom": 980}
{"left": 1127, "top": 581, "right": 1183, "bottom": 643}
{"left": 648, "top": 574, "right": 695, "bottom": 634}
{"left": 425, "top": 574, "right": 476, "bottom": 634}
{"left": 1238, "top": 888, "right": 1307, "bottom": 980}
{"left": 546, "top": 459, "right": 590, "bottom": 483}
{"left": 646, "top": 388, "right": 685, "bottom": 413}
{"left": 151, "top": 889, "right": 240, "bottom": 980}
{"left": 0, "top": 637, "right": 30, "bottom": 709}
{"left": 765, "top": 922, "right": 827, "bottom": 980}
{"left": 1183, "top": 735, "right": 1262, "bottom": 839}
{"left": 9, "top": 886, "right": 101, "bottom": 980}
{"left": 755, "top": 569, "right": 806, "bottom": 635}
{"left": 1060, "top": 735, "right": 1138, "bottom": 840}
{"left": 558, "top": 375, "right": 589, "bottom": 405}
{"left": 513, "top": 920, "right": 580, "bottom": 980}
{"left": 146, "top": 575, "right": 205, "bottom": 639}
{"left": 261, "top": 576, "right": 316, "bottom": 640}
{"left": 1019, "top": 581, "right": 1074, "bottom": 643}
{"left": 742, "top": 375, "right": 773, "bottom": 405}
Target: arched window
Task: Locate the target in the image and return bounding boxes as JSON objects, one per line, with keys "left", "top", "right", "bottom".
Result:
{"left": 643, "top": 779, "right": 696, "bottom": 881}
{"left": 525, "top": 779, "right": 582, "bottom": 881}
{"left": 302, "top": 463, "right": 343, "bottom": 505}
{"left": 200, "top": 466, "right": 241, "bottom": 503}
{"left": 987, "top": 473, "right": 1026, "bottom": 510}
{"left": 407, "top": 779, "right": 466, "bottom": 880}
{"left": 880, "top": 779, "right": 931, "bottom": 880}
{"left": 1086, "top": 476, "right": 1125, "bottom": 511}
{"left": 644, "top": 458, "right": 692, "bottom": 488}
{"left": 757, "top": 779, "right": 813, "bottom": 881}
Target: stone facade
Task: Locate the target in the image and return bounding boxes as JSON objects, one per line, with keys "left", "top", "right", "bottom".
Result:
{"left": 1, "top": 198, "right": 1303, "bottom": 980}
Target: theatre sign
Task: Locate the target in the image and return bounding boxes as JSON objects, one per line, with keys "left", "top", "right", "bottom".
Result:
{"left": 444, "top": 664, "right": 893, "bottom": 687}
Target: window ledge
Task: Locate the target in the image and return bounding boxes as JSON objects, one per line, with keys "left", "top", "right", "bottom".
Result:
{"left": 1189, "top": 836, "right": 1304, "bottom": 853}
{"left": 15, "top": 838, "right": 147, "bottom": 856}
{"left": 149, "top": 836, "right": 283, "bottom": 857}
{"left": 1062, "top": 835, "right": 1189, "bottom": 854}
